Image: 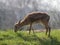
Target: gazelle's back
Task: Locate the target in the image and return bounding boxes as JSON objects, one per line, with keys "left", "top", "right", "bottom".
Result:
{"left": 26, "top": 12, "right": 50, "bottom": 22}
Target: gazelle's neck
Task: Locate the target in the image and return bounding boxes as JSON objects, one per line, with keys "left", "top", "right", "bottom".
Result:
{"left": 20, "top": 20, "right": 26, "bottom": 27}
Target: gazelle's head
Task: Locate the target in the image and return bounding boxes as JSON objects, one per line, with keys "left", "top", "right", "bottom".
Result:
{"left": 14, "top": 20, "right": 22, "bottom": 32}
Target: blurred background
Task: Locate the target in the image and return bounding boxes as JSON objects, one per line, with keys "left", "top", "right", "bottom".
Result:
{"left": 0, "top": 0, "right": 60, "bottom": 30}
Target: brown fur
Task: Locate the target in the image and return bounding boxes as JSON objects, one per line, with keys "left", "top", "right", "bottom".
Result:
{"left": 14, "top": 12, "right": 51, "bottom": 37}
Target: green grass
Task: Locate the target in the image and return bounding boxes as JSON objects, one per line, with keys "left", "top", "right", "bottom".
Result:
{"left": 0, "top": 29, "right": 60, "bottom": 45}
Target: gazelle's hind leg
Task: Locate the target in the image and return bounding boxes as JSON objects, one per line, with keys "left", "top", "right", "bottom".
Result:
{"left": 45, "top": 24, "right": 51, "bottom": 37}
{"left": 41, "top": 20, "right": 51, "bottom": 37}
{"left": 45, "top": 26, "right": 48, "bottom": 35}
{"left": 45, "top": 21, "right": 51, "bottom": 37}
{"left": 48, "top": 26, "right": 51, "bottom": 37}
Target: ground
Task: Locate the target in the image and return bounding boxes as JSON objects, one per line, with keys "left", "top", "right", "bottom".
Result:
{"left": 0, "top": 29, "right": 60, "bottom": 45}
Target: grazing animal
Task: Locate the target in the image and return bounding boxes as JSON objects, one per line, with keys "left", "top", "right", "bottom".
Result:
{"left": 14, "top": 12, "right": 51, "bottom": 37}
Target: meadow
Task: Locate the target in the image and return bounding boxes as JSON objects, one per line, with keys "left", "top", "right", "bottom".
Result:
{"left": 0, "top": 29, "right": 60, "bottom": 45}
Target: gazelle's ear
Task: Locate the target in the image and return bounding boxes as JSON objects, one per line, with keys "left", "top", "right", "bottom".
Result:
{"left": 19, "top": 19, "right": 22, "bottom": 23}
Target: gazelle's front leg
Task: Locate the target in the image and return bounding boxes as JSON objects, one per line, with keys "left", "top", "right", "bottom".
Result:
{"left": 29, "top": 23, "right": 32, "bottom": 34}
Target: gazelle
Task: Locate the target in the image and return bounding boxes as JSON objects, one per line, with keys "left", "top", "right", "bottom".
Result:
{"left": 14, "top": 12, "right": 51, "bottom": 37}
